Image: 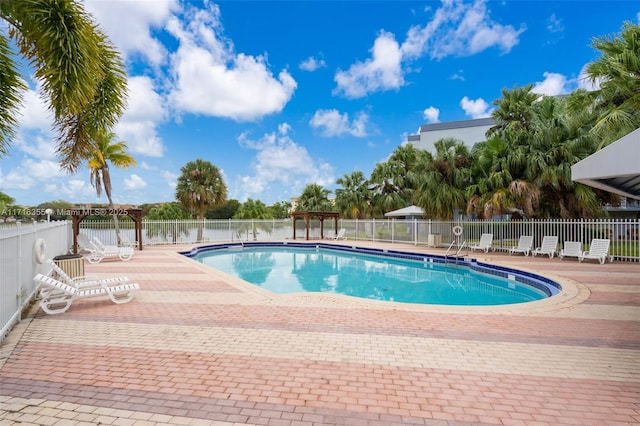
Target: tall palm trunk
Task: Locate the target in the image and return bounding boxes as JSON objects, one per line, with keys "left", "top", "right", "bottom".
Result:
{"left": 102, "top": 166, "right": 122, "bottom": 245}
{"left": 196, "top": 200, "right": 205, "bottom": 242}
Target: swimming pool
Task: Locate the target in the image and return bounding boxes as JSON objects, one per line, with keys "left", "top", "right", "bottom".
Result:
{"left": 182, "top": 242, "right": 561, "bottom": 306}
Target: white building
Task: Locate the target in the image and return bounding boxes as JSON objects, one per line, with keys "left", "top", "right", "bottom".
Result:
{"left": 407, "top": 117, "right": 494, "bottom": 152}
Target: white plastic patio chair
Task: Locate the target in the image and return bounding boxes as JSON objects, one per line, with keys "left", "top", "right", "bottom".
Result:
{"left": 532, "top": 236, "right": 558, "bottom": 258}
{"left": 559, "top": 241, "right": 582, "bottom": 261}
{"left": 579, "top": 238, "right": 611, "bottom": 264}
{"left": 469, "top": 233, "right": 493, "bottom": 253}
{"left": 33, "top": 273, "right": 140, "bottom": 315}
{"left": 509, "top": 235, "right": 534, "bottom": 256}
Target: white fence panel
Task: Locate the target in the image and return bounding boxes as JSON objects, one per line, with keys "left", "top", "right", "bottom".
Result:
{"left": 340, "top": 218, "right": 639, "bottom": 262}
{"left": 78, "top": 219, "right": 296, "bottom": 246}
{"left": 75, "top": 217, "right": 638, "bottom": 262}
{"left": 0, "top": 221, "right": 72, "bottom": 342}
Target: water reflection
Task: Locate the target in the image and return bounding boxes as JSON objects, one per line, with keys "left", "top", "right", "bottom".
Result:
{"left": 195, "top": 247, "right": 547, "bottom": 305}
{"left": 232, "top": 250, "right": 275, "bottom": 284}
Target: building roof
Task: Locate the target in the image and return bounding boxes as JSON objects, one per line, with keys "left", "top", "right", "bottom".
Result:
{"left": 571, "top": 128, "right": 640, "bottom": 200}
{"left": 417, "top": 117, "right": 494, "bottom": 133}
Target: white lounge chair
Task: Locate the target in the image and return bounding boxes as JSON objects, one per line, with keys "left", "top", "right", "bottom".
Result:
{"left": 69, "top": 233, "right": 93, "bottom": 254}
{"left": 559, "top": 241, "right": 582, "bottom": 261}
{"left": 532, "top": 236, "right": 558, "bottom": 258}
{"left": 579, "top": 238, "right": 611, "bottom": 264}
{"left": 469, "top": 233, "right": 493, "bottom": 253}
{"left": 509, "top": 235, "right": 533, "bottom": 256}
{"left": 326, "top": 228, "right": 346, "bottom": 240}
{"left": 87, "top": 237, "right": 134, "bottom": 264}
{"left": 33, "top": 273, "right": 140, "bottom": 315}
{"left": 45, "top": 259, "right": 129, "bottom": 289}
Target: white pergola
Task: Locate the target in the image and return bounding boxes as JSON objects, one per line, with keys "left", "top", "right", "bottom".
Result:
{"left": 572, "top": 128, "right": 640, "bottom": 200}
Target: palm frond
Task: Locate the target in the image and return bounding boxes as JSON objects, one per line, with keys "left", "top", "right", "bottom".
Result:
{"left": 0, "top": 34, "right": 26, "bottom": 156}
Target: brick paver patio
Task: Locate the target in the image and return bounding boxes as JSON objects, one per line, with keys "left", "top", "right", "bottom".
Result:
{"left": 1, "top": 241, "right": 638, "bottom": 425}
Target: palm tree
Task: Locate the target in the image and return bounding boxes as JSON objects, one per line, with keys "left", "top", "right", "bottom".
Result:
{"left": 368, "top": 144, "right": 428, "bottom": 216}
{"left": 415, "top": 139, "right": 472, "bottom": 219}
{"left": 335, "top": 171, "right": 370, "bottom": 219}
{"left": 175, "top": 159, "right": 227, "bottom": 242}
{"left": 234, "top": 198, "right": 274, "bottom": 241}
{"left": 368, "top": 161, "right": 407, "bottom": 216}
{"left": 467, "top": 85, "right": 542, "bottom": 219}
{"left": 487, "top": 84, "right": 539, "bottom": 138}
{"left": 297, "top": 183, "right": 333, "bottom": 211}
{"left": 88, "top": 130, "right": 136, "bottom": 244}
{"left": 527, "top": 95, "right": 604, "bottom": 218}
{"left": 0, "top": 0, "right": 128, "bottom": 170}
{"left": 581, "top": 21, "right": 640, "bottom": 145}
{"left": 471, "top": 92, "right": 608, "bottom": 219}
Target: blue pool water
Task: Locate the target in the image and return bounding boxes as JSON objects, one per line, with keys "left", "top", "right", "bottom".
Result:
{"left": 184, "top": 243, "right": 560, "bottom": 306}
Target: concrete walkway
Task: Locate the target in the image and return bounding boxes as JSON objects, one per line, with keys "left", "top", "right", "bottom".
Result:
{"left": 1, "top": 241, "right": 639, "bottom": 425}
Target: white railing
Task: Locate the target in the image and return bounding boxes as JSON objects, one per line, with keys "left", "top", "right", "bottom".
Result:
{"left": 78, "top": 219, "right": 296, "bottom": 246}
{"left": 0, "top": 220, "right": 72, "bottom": 342}
{"left": 342, "top": 218, "right": 640, "bottom": 262}
{"left": 76, "top": 218, "right": 640, "bottom": 262}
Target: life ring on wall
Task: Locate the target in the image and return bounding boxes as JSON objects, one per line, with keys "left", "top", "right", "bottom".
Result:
{"left": 34, "top": 238, "right": 47, "bottom": 264}
{"left": 452, "top": 226, "right": 463, "bottom": 236}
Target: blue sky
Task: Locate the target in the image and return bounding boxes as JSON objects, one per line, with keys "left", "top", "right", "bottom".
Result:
{"left": 1, "top": 0, "right": 638, "bottom": 207}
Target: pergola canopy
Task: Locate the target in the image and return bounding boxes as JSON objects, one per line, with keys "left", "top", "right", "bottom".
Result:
{"left": 291, "top": 211, "right": 339, "bottom": 240}
{"left": 384, "top": 205, "right": 425, "bottom": 218}
{"left": 572, "top": 128, "right": 640, "bottom": 200}
{"left": 71, "top": 208, "right": 143, "bottom": 253}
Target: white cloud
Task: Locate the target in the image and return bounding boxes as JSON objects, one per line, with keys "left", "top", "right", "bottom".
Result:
{"left": 54, "top": 179, "right": 96, "bottom": 202}
{"left": 84, "top": 0, "right": 178, "bottom": 67}
{"left": 124, "top": 174, "right": 147, "bottom": 190}
{"left": 336, "top": 0, "right": 525, "bottom": 98}
{"left": 309, "top": 109, "right": 369, "bottom": 137}
{"left": 460, "top": 96, "right": 492, "bottom": 118}
{"left": 547, "top": 14, "right": 564, "bottom": 33}
{"left": 237, "top": 126, "right": 334, "bottom": 201}
{"left": 115, "top": 76, "right": 166, "bottom": 157}
{"left": 0, "top": 157, "right": 66, "bottom": 191}
{"left": 577, "top": 65, "right": 600, "bottom": 91}
{"left": 166, "top": 2, "right": 297, "bottom": 121}
{"left": 532, "top": 72, "right": 572, "bottom": 96}
{"left": 16, "top": 81, "right": 52, "bottom": 131}
{"left": 0, "top": 167, "right": 35, "bottom": 191}
{"left": 334, "top": 31, "right": 403, "bottom": 98}
{"left": 278, "top": 123, "right": 291, "bottom": 135}
{"left": 139, "top": 161, "right": 156, "bottom": 171}
{"left": 450, "top": 71, "right": 465, "bottom": 81}
{"left": 401, "top": 0, "right": 525, "bottom": 60}
{"left": 17, "top": 134, "right": 56, "bottom": 161}
{"left": 162, "top": 170, "right": 179, "bottom": 191}
{"left": 423, "top": 107, "right": 440, "bottom": 123}
{"left": 299, "top": 55, "right": 327, "bottom": 71}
